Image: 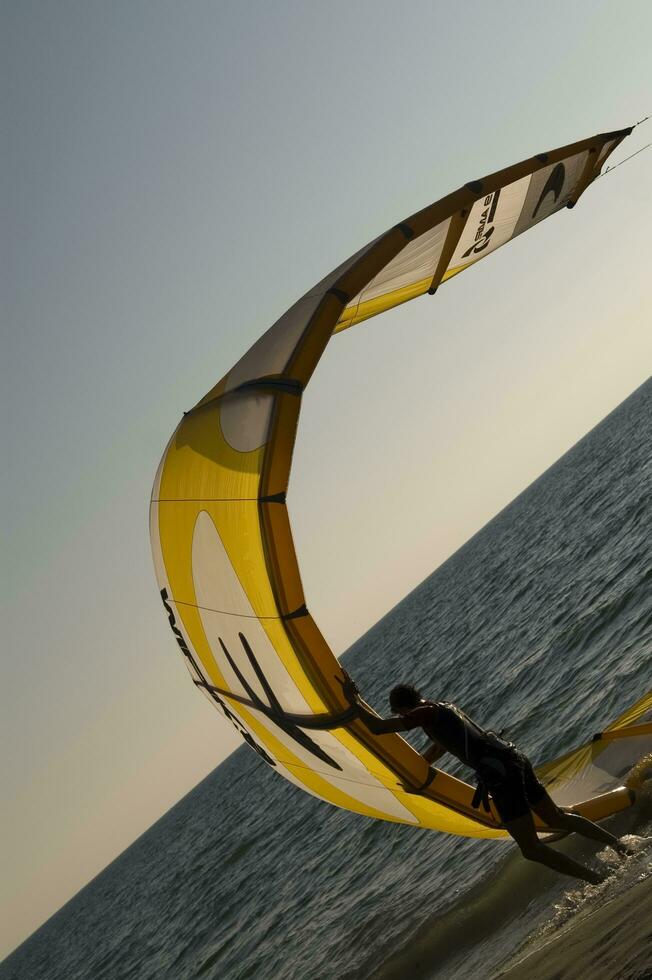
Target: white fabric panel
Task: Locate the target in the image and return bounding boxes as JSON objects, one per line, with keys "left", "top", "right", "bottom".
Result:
{"left": 346, "top": 218, "right": 452, "bottom": 309}
{"left": 225, "top": 292, "right": 323, "bottom": 393}
{"left": 206, "top": 686, "right": 417, "bottom": 820}
{"left": 220, "top": 390, "right": 275, "bottom": 453}
{"left": 193, "top": 683, "right": 341, "bottom": 805}
{"left": 191, "top": 510, "right": 309, "bottom": 709}
{"left": 200, "top": 602, "right": 298, "bottom": 708}
{"left": 545, "top": 734, "right": 651, "bottom": 807}
{"left": 192, "top": 511, "right": 260, "bottom": 618}
{"left": 150, "top": 430, "right": 177, "bottom": 502}
{"left": 447, "top": 176, "right": 531, "bottom": 271}
{"left": 512, "top": 151, "right": 589, "bottom": 237}
{"left": 595, "top": 138, "right": 618, "bottom": 171}
{"left": 254, "top": 712, "right": 419, "bottom": 820}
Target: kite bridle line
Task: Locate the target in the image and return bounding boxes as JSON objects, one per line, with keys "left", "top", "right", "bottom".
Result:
{"left": 598, "top": 142, "right": 651, "bottom": 178}
{"left": 597, "top": 113, "right": 650, "bottom": 179}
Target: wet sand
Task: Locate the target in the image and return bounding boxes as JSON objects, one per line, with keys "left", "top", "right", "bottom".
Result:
{"left": 496, "top": 873, "right": 652, "bottom": 980}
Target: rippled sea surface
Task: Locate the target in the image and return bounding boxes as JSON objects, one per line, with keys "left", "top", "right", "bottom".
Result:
{"left": 3, "top": 379, "right": 651, "bottom": 980}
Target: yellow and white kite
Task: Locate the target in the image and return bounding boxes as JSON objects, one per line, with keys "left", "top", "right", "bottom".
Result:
{"left": 150, "top": 125, "right": 652, "bottom": 838}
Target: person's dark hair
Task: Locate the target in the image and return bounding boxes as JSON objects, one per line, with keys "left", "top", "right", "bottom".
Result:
{"left": 389, "top": 684, "right": 422, "bottom": 714}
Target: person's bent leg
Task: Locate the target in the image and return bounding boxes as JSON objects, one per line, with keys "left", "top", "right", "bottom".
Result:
{"left": 531, "top": 794, "right": 632, "bottom": 854}
{"left": 504, "top": 813, "right": 604, "bottom": 884}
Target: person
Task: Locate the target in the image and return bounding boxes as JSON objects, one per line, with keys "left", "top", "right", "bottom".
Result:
{"left": 343, "top": 678, "right": 633, "bottom": 884}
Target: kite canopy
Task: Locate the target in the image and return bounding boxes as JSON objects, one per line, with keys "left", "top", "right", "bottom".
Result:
{"left": 150, "top": 126, "right": 651, "bottom": 838}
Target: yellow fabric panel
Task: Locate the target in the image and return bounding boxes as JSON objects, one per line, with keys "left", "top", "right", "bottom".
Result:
{"left": 334, "top": 276, "right": 433, "bottom": 333}
{"left": 157, "top": 403, "right": 265, "bottom": 503}
{"left": 535, "top": 689, "right": 652, "bottom": 791}
{"left": 332, "top": 227, "right": 419, "bottom": 326}
{"left": 158, "top": 498, "right": 278, "bottom": 618}
{"left": 398, "top": 792, "right": 506, "bottom": 838}
{"left": 254, "top": 617, "right": 333, "bottom": 714}
{"left": 332, "top": 727, "right": 418, "bottom": 788}
{"left": 279, "top": 761, "right": 419, "bottom": 823}
{"left": 330, "top": 717, "right": 502, "bottom": 833}
{"left": 606, "top": 689, "right": 652, "bottom": 731}
{"left": 223, "top": 700, "right": 411, "bottom": 822}
{"left": 600, "top": 723, "right": 652, "bottom": 742}
{"left": 281, "top": 613, "right": 356, "bottom": 711}
{"left": 440, "top": 260, "right": 475, "bottom": 283}
{"left": 332, "top": 250, "right": 469, "bottom": 333}
{"left": 536, "top": 742, "right": 596, "bottom": 784}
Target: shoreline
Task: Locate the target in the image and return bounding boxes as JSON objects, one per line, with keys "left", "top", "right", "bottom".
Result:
{"left": 495, "top": 873, "right": 652, "bottom": 980}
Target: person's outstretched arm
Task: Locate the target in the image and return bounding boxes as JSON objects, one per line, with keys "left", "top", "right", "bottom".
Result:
{"left": 357, "top": 705, "right": 409, "bottom": 734}
{"left": 339, "top": 674, "right": 408, "bottom": 734}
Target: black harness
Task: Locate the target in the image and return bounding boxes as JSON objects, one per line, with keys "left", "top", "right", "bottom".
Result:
{"left": 470, "top": 731, "right": 518, "bottom": 812}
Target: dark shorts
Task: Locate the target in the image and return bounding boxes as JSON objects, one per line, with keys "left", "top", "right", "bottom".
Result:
{"left": 478, "top": 747, "right": 548, "bottom": 823}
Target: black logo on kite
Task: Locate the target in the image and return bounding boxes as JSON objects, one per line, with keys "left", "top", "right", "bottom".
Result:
{"left": 160, "top": 588, "right": 343, "bottom": 771}
{"left": 216, "top": 632, "right": 343, "bottom": 770}
{"left": 533, "top": 162, "right": 566, "bottom": 219}
{"left": 210, "top": 683, "right": 278, "bottom": 768}
{"left": 160, "top": 587, "right": 194, "bottom": 660}
{"left": 160, "top": 588, "right": 276, "bottom": 767}
{"left": 462, "top": 190, "right": 500, "bottom": 259}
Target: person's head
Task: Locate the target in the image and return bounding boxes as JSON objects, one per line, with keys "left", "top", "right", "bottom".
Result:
{"left": 389, "top": 683, "right": 422, "bottom": 715}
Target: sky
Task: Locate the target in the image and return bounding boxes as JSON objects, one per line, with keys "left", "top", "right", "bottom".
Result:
{"left": 3, "top": 0, "right": 651, "bottom": 959}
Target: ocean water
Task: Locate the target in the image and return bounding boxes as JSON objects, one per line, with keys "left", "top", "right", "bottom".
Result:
{"left": 3, "top": 378, "right": 651, "bottom": 980}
